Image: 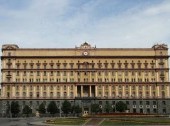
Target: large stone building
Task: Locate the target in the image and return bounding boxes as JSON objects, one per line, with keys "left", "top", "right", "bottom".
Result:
{"left": 1, "top": 42, "right": 170, "bottom": 115}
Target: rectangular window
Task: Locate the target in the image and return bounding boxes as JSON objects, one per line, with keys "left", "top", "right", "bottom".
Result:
{"left": 70, "top": 71, "right": 73, "bottom": 76}
{"left": 44, "top": 71, "right": 46, "bottom": 76}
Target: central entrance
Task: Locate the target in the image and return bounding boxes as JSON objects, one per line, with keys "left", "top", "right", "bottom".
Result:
{"left": 83, "top": 107, "right": 89, "bottom": 116}
{"left": 77, "top": 85, "right": 95, "bottom": 97}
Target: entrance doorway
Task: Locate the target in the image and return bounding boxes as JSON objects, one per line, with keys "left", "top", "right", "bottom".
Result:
{"left": 83, "top": 107, "right": 89, "bottom": 116}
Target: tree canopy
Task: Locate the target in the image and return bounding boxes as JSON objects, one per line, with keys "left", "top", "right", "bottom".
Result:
{"left": 104, "top": 102, "right": 112, "bottom": 113}
{"left": 91, "top": 103, "right": 101, "bottom": 114}
{"left": 22, "top": 105, "right": 32, "bottom": 117}
{"left": 11, "top": 101, "right": 20, "bottom": 117}
{"left": 38, "top": 102, "right": 46, "bottom": 114}
{"left": 115, "top": 101, "right": 127, "bottom": 112}
{"left": 61, "top": 100, "right": 71, "bottom": 116}
{"left": 47, "top": 101, "right": 59, "bottom": 114}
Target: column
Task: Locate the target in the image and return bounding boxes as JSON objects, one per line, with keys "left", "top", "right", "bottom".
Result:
{"left": 12, "top": 86, "right": 15, "bottom": 97}
{"left": 166, "top": 85, "right": 169, "bottom": 98}
{"left": 33, "top": 86, "right": 36, "bottom": 98}
{"left": 95, "top": 86, "right": 98, "bottom": 97}
{"left": 27, "top": 71, "right": 29, "bottom": 82}
{"left": 142, "top": 86, "right": 145, "bottom": 98}
{"left": 149, "top": 72, "right": 151, "bottom": 82}
{"left": 102, "top": 86, "right": 104, "bottom": 97}
{"left": 54, "top": 86, "right": 57, "bottom": 97}
{"left": 40, "top": 72, "right": 43, "bottom": 82}
{"left": 135, "top": 72, "right": 138, "bottom": 82}
{"left": 67, "top": 72, "right": 70, "bottom": 82}
{"left": 136, "top": 86, "right": 139, "bottom": 98}
{"left": 13, "top": 72, "right": 16, "bottom": 82}
{"left": 47, "top": 86, "right": 50, "bottom": 98}
{"left": 115, "top": 72, "right": 118, "bottom": 82}
{"left": 40, "top": 86, "right": 43, "bottom": 97}
{"left": 102, "top": 72, "right": 104, "bottom": 82}
{"left": 2, "top": 86, "right": 5, "bottom": 97}
{"left": 149, "top": 85, "right": 152, "bottom": 98}
{"left": 60, "top": 85, "right": 63, "bottom": 97}
{"left": 13, "top": 59, "right": 15, "bottom": 68}
{"left": 81, "top": 86, "right": 83, "bottom": 97}
{"left": 122, "top": 85, "right": 125, "bottom": 98}
{"left": 47, "top": 72, "right": 50, "bottom": 82}
{"left": 157, "top": 86, "right": 160, "bottom": 98}
{"left": 115, "top": 85, "right": 118, "bottom": 97}
{"left": 95, "top": 72, "right": 98, "bottom": 82}
{"left": 156, "top": 72, "right": 159, "bottom": 82}
{"left": 90, "top": 72, "right": 91, "bottom": 82}
{"left": 75, "top": 85, "right": 77, "bottom": 97}
{"left": 26, "top": 86, "right": 29, "bottom": 97}
{"left": 122, "top": 72, "right": 125, "bottom": 82}
{"left": 129, "top": 86, "right": 132, "bottom": 97}
{"left": 19, "top": 86, "right": 22, "bottom": 98}
{"left": 109, "top": 85, "right": 111, "bottom": 97}
{"left": 67, "top": 86, "right": 70, "bottom": 98}
{"left": 89, "top": 85, "right": 91, "bottom": 97}
{"left": 109, "top": 72, "right": 111, "bottom": 82}
{"left": 142, "top": 72, "right": 144, "bottom": 82}
{"left": 61, "top": 73, "right": 63, "bottom": 82}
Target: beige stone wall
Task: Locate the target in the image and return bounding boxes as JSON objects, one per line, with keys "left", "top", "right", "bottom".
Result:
{"left": 1, "top": 43, "right": 169, "bottom": 100}
{"left": 2, "top": 48, "right": 168, "bottom": 56}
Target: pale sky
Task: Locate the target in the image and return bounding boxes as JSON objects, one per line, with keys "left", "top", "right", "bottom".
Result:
{"left": 0, "top": 0, "right": 170, "bottom": 48}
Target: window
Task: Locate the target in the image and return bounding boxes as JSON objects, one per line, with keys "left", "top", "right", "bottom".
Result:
{"left": 140, "top": 101, "right": 143, "bottom": 105}
{"left": 30, "top": 71, "right": 33, "bottom": 76}
{"left": 24, "top": 71, "right": 26, "bottom": 76}
{"left": 16, "top": 64, "right": 20, "bottom": 69}
{"left": 64, "top": 71, "right": 66, "bottom": 76}
{"left": 153, "top": 101, "right": 156, "bottom": 105}
{"left": 125, "top": 71, "right": 128, "bottom": 76}
{"left": 70, "top": 64, "right": 74, "bottom": 69}
{"left": 37, "top": 71, "right": 40, "bottom": 76}
{"left": 57, "top": 71, "right": 60, "bottom": 76}
{"left": 133, "top": 101, "right": 136, "bottom": 105}
{"left": 132, "top": 71, "right": 135, "bottom": 76}
{"left": 30, "top": 65, "right": 33, "bottom": 69}
{"left": 70, "top": 71, "right": 73, "bottom": 76}
{"left": 16, "top": 71, "right": 19, "bottom": 76}
{"left": 44, "top": 71, "right": 46, "bottom": 76}
{"left": 37, "top": 65, "right": 40, "bottom": 69}
{"left": 64, "top": 85, "right": 66, "bottom": 90}
{"left": 146, "top": 101, "right": 150, "bottom": 105}
{"left": 57, "top": 64, "right": 60, "bottom": 69}
{"left": 44, "top": 65, "right": 46, "bottom": 69}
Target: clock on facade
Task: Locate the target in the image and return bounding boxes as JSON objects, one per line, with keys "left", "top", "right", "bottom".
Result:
{"left": 83, "top": 51, "right": 88, "bottom": 56}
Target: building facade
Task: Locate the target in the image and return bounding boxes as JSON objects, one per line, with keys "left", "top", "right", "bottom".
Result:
{"left": 1, "top": 42, "right": 170, "bottom": 115}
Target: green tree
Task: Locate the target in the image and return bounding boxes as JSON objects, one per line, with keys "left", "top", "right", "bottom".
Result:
{"left": 22, "top": 105, "right": 32, "bottom": 117}
{"left": 115, "top": 101, "right": 127, "bottom": 112}
{"left": 74, "top": 105, "right": 82, "bottom": 116}
{"left": 61, "top": 100, "right": 71, "bottom": 116}
{"left": 11, "top": 101, "right": 20, "bottom": 117}
{"left": 47, "top": 101, "right": 59, "bottom": 115}
{"left": 38, "top": 102, "right": 46, "bottom": 114}
{"left": 104, "top": 102, "right": 112, "bottom": 113}
{"left": 91, "top": 103, "right": 101, "bottom": 114}
{"left": 6, "top": 103, "right": 10, "bottom": 117}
